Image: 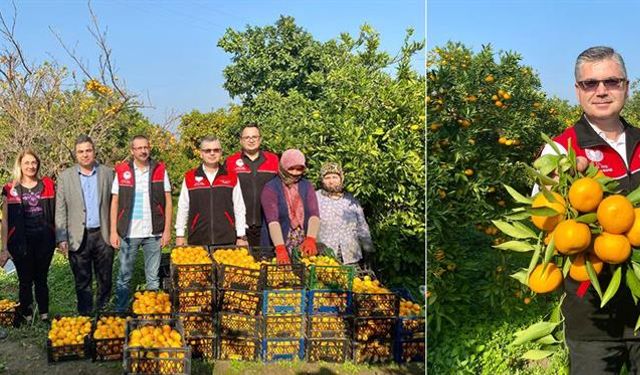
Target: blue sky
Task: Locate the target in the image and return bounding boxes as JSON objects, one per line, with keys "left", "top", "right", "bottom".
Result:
{"left": 0, "top": 0, "right": 424, "bottom": 127}
{"left": 428, "top": 0, "right": 640, "bottom": 104}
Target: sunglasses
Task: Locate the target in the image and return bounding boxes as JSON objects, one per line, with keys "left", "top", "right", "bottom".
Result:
{"left": 201, "top": 148, "right": 222, "bottom": 154}
{"left": 576, "top": 78, "right": 627, "bottom": 91}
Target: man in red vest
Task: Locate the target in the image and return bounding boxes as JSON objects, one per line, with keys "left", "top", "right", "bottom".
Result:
{"left": 225, "top": 124, "right": 279, "bottom": 246}
{"left": 110, "top": 135, "right": 172, "bottom": 312}
{"left": 175, "top": 136, "right": 247, "bottom": 247}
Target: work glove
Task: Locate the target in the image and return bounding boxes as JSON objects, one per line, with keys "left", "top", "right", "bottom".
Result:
{"left": 275, "top": 245, "right": 291, "bottom": 265}
{"left": 300, "top": 237, "right": 318, "bottom": 256}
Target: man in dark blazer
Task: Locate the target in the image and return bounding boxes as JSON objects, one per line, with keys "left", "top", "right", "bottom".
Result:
{"left": 55, "top": 135, "right": 114, "bottom": 315}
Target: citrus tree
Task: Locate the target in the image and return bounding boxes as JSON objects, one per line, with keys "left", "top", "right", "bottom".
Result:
{"left": 426, "top": 42, "right": 567, "bottom": 332}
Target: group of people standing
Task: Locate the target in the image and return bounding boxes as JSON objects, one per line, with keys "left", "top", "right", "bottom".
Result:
{"left": 0, "top": 124, "right": 374, "bottom": 323}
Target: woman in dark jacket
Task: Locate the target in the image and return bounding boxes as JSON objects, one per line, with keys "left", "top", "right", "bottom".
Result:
{"left": 260, "top": 149, "right": 320, "bottom": 264}
{"left": 0, "top": 149, "right": 56, "bottom": 323}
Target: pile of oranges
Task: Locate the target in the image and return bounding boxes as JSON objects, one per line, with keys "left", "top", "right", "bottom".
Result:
{"left": 48, "top": 316, "right": 92, "bottom": 347}
{"left": 528, "top": 176, "right": 640, "bottom": 293}
{"left": 93, "top": 316, "right": 127, "bottom": 340}
{"left": 128, "top": 324, "right": 183, "bottom": 349}
{"left": 353, "top": 275, "right": 391, "bottom": 294}
{"left": 399, "top": 298, "right": 423, "bottom": 316}
{"left": 0, "top": 299, "right": 17, "bottom": 311}
{"left": 212, "top": 247, "right": 264, "bottom": 269}
{"left": 170, "top": 246, "right": 212, "bottom": 265}
{"left": 299, "top": 255, "right": 340, "bottom": 267}
{"left": 132, "top": 291, "right": 171, "bottom": 315}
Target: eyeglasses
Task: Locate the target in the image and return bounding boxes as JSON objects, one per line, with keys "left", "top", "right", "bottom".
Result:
{"left": 201, "top": 148, "right": 222, "bottom": 154}
{"left": 241, "top": 135, "right": 260, "bottom": 141}
{"left": 576, "top": 78, "right": 627, "bottom": 91}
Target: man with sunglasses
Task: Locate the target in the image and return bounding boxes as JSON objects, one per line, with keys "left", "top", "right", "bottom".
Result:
{"left": 540, "top": 46, "right": 640, "bottom": 374}
{"left": 175, "top": 136, "right": 247, "bottom": 247}
{"left": 111, "top": 135, "right": 172, "bottom": 312}
{"left": 225, "top": 124, "right": 279, "bottom": 246}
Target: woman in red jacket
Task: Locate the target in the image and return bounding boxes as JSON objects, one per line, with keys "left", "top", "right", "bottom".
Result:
{"left": 0, "top": 149, "right": 56, "bottom": 323}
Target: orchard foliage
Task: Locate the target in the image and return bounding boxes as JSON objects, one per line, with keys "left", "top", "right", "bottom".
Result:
{"left": 427, "top": 42, "right": 567, "bottom": 331}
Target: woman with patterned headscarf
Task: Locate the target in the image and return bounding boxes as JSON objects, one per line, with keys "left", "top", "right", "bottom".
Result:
{"left": 260, "top": 149, "right": 320, "bottom": 264}
{"left": 315, "top": 162, "right": 374, "bottom": 268}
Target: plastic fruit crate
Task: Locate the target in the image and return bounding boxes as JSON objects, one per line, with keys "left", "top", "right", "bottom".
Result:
{"left": 307, "top": 315, "right": 351, "bottom": 339}
{"left": 177, "top": 313, "right": 216, "bottom": 337}
{"left": 394, "top": 339, "right": 425, "bottom": 363}
{"left": 47, "top": 337, "right": 91, "bottom": 363}
{"left": 216, "top": 264, "right": 262, "bottom": 291}
{"left": 263, "top": 314, "right": 305, "bottom": 339}
{"left": 91, "top": 312, "right": 130, "bottom": 361}
{"left": 307, "top": 290, "right": 352, "bottom": 315}
{"left": 392, "top": 287, "right": 425, "bottom": 340}
{"left": 261, "top": 338, "right": 305, "bottom": 362}
{"left": 353, "top": 317, "right": 395, "bottom": 341}
{"left": 0, "top": 300, "right": 19, "bottom": 327}
{"left": 172, "top": 287, "right": 215, "bottom": 313}
{"left": 123, "top": 318, "right": 190, "bottom": 374}
{"left": 306, "top": 338, "right": 350, "bottom": 363}
{"left": 218, "top": 336, "right": 260, "bottom": 361}
{"left": 308, "top": 265, "right": 355, "bottom": 290}
{"left": 218, "top": 289, "right": 262, "bottom": 315}
{"left": 218, "top": 312, "right": 262, "bottom": 338}
{"left": 250, "top": 246, "right": 275, "bottom": 261}
{"left": 170, "top": 247, "right": 214, "bottom": 289}
{"left": 353, "top": 340, "right": 394, "bottom": 364}
{"left": 260, "top": 264, "right": 306, "bottom": 290}
{"left": 353, "top": 292, "right": 399, "bottom": 317}
{"left": 262, "top": 289, "right": 306, "bottom": 315}
{"left": 186, "top": 335, "right": 217, "bottom": 359}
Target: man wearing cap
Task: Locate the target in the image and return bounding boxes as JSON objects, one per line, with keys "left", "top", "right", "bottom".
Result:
{"left": 315, "top": 162, "right": 374, "bottom": 268}
{"left": 261, "top": 149, "right": 320, "bottom": 264}
{"left": 175, "top": 136, "right": 247, "bottom": 247}
{"left": 225, "top": 124, "right": 279, "bottom": 246}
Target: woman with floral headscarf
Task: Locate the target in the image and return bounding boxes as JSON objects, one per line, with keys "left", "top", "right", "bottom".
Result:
{"left": 260, "top": 149, "right": 320, "bottom": 264}
{"left": 315, "top": 162, "right": 374, "bottom": 268}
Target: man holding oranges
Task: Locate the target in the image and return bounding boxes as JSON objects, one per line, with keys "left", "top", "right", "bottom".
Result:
{"left": 539, "top": 46, "right": 640, "bottom": 374}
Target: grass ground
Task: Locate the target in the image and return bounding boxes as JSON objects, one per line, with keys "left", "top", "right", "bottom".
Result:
{"left": 0, "top": 251, "right": 424, "bottom": 374}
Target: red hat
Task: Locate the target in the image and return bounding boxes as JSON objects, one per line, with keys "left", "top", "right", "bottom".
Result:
{"left": 280, "top": 149, "right": 306, "bottom": 170}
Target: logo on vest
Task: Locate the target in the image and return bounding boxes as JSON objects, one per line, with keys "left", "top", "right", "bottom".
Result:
{"left": 123, "top": 171, "right": 132, "bottom": 180}
{"left": 585, "top": 148, "right": 604, "bottom": 162}
{"left": 195, "top": 176, "right": 204, "bottom": 182}
{"left": 218, "top": 178, "right": 231, "bottom": 185}
{"left": 235, "top": 159, "right": 245, "bottom": 168}
{"left": 9, "top": 188, "right": 17, "bottom": 197}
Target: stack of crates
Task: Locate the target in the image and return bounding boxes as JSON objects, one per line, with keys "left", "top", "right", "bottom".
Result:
{"left": 213, "top": 246, "right": 262, "bottom": 361}
{"left": 260, "top": 260, "right": 307, "bottom": 362}
{"left": 170, "top": 245, "right": 217, "bottom": 359}
{"left": 300, "top": 252, "right": 355, "bottom": 363}
{"left": 393, "top": 288, "right": 425, "bottom": 363}
{"left": 352, "top": 271, "right": 398, "bottom": 364}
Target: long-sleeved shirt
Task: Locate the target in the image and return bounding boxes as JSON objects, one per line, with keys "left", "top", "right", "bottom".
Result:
{"left": 175, "top": 167, "right": 246, "bottom": 238}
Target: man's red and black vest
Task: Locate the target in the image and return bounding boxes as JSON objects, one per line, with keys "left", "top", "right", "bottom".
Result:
{"left": 225, "top": 150, "right": 279, "bottom": 226}
{"left": 555, "top": 114, "right": 640, "bottom": 341}
{"left": 3, "top": 177, "right": 56, "bottom": 257}
{"left": 185, "top": 164, "right": 237, "bottom": 246}
{"left": 114, "top": 159, "right": 167, "bottom": 238}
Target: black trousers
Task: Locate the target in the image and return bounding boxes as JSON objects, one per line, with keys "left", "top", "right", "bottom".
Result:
{"left": 567, "top": 337, "right": 640, "bottom": 374}
{"left": 69, "top": 229, "right": 114, "bottom": 315}
{"left": 246, "top": 225, "right": 262, "bottom": 247}
{"left": 12, "top": 232, "right": 54, "bottom": 316}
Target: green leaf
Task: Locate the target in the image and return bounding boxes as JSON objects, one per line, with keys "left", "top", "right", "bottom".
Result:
{"left": 562, "top": 257, "right": 571, "bottom": 278}
{"left": 527, "top": 243, "right": 542, "bottom": 276}
{"left": 504, "top": 212, "right": 533, "bottom": 221}
{"left": 503, "top": 184, "right": 533, "bottom": 205}
{"left": 513, "top": 222, "right": 539, "bottom": 238}
{"left": 632, "top": 262, "right": 640, "bottom": 283}
{"left": 526, "top": 166, "right": 558, "bottom": 187}
{"left": 541, "top": 133, "right": 562, "bottom": 155}
{"left": 533, "top": 154, "right": 560, "bottom": 177}
{"left": 535, "top": 334, "right": 560, "bottom": 345}
{"left": 526, "top": 206, "right": 561, "bottom": 217}
{"left": 521, "top": 349, "right": 555, "bottom": 361}
{"left": 586, "top": 259, "right": 603, "bottom": 299}
{"left": 575, "top": 213, "right": 597, "bottom": 224}
{"left": 549, "top": 294, "right": 565, "bottom": 323}
{"left": 636, "top": 315, "right": 640, "bottom": 333}
{"left": 600, "top": 266, "right": 622, "bottom": 308}
{"left": 493, "top": 241, "right": 535, "bottom": 252}
{"left": 542, "top": 237, "right": 555, "bottom": 268}
{"left": 628, "top": 184, "right": 640, "bottom": 205}
{"left": 511, "top": 321, "right": 560, "bottom": 346}
{"left": 626, "top": 267, "right": 640, "bottom": 305}
{"left": 510, "top": 269, "right": 529, "bottom": 286}
{"left": 492, "top": 220, "right": 538, "bottom": 239}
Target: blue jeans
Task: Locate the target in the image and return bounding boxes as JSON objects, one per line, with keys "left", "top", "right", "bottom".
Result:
{"left": 115, "top": 236, "right": 161, "bottom": 312}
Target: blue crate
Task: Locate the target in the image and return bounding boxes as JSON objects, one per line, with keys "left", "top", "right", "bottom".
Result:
{"left": 392, "top": 287, "right": 425, "bottom": 340}
{"left": 262, "top": 289, "right": 306, "bottom": 315}
{"left": 261, "top": 338, "right": 305, "bottom": 362}
{"left": 306, "top": 290, "right": 352, "bottom": 315}
{"left": 394, "top": 339, "right": 425, "bottom": 363}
